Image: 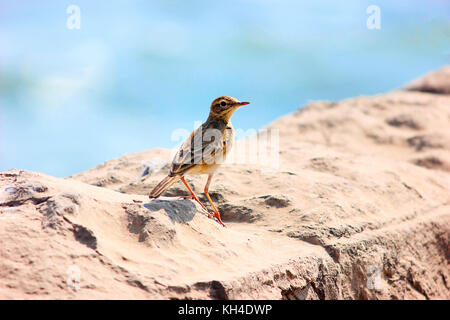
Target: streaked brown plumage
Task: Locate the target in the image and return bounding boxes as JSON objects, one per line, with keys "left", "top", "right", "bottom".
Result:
{"left": 149, "top": 96, "right": 249, "bottom": 227}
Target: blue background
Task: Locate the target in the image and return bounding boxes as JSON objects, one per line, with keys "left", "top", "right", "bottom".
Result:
{"left": 1, "top": 0, "right": 449, "bottom": 176}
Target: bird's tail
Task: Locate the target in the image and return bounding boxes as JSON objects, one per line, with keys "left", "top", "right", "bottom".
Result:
{"left": 149, "top": 175, "right": 180, "bottom": 199}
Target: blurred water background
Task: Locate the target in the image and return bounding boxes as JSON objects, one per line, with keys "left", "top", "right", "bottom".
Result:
{"left": 1, "top": 0, "right": 449, "bottom": 177}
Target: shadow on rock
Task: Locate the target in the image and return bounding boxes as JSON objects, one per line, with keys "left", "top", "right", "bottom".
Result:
{"left": 124, "top": 199, "right": 200, "bottom": 247}
{"left": 144, "top": 199, "right": 197, "bottom": 224}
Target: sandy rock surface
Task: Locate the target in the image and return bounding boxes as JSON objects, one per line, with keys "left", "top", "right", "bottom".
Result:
{"left": 1, "top": 67, "right": 449, "bottom": 299}
{"left": 405, "top": 66, "right": 450, "bottom": 94}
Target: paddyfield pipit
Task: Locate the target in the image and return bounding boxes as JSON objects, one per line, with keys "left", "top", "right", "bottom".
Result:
{"left": 149, "top": 96, "right": 250, "bottom": 227}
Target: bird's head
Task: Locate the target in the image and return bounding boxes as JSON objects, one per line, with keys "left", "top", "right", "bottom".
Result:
{"left": 209, "top": 96, "right": 250, "bottom": 121}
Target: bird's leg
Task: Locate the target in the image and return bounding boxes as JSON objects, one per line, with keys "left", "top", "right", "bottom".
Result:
{"left": 180, "top": 177, "right": 212, "bottom": 217}
{"left": 204, "top": 174, "right": 226, "bottom": 227}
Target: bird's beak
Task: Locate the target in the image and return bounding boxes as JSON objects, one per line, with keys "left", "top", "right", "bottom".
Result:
{"left": 235, "top": 101, "right": 250, "bottom": 107}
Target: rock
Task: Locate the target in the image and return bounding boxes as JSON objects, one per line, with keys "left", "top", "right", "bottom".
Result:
{"left": 259, "top": 194, "right": 291, "bottom": 208}
{"left": 0, "top": 179, "right": 50, "bottom": 207}
{"left": 386, "top": 114, "right": 423, "bottom": 130}
{"left": 218, "top": 203, "right": 258, "bottom": 222}
{"left": 125, "top": 203, "right": 177, "bottom": 246}
{"left": 404, "top": 66, "right": 450, "bottom": 94}
{"left": 412, "top": 155, "right": 450, "bottom": 172}
{"left": 72, "top": 224, "right": 97, "bottom": 250}
{"left": 1, "top": 68, "right": 449, "bottom": 299}
{"left": 40, "top": 193, "right": 81, "bottom": 231}
{"left": 407, "top": 133, "right": 450, "bottom": 152}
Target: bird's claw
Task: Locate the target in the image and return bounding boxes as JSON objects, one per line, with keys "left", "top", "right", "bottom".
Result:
{"left": 177, "top": 194, "right": 225, "bottom": 227}
{"left": 201, "top": 209, "right": 226, "bottom": 227}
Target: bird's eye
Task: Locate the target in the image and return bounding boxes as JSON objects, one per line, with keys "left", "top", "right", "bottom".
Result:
{"left": 220, "top": 101, "right": 226, "bottom": 107}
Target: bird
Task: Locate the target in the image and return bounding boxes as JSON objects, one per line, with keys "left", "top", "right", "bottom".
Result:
{"left": 148, "top": 96, "right": 250, "bottom": 227}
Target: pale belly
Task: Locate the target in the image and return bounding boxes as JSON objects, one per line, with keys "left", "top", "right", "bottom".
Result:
{"left": 185, "top": 124, "right": 234, "bottom": 176}
{"left": 186, "top": 163, "right": 221, "bottom": 175}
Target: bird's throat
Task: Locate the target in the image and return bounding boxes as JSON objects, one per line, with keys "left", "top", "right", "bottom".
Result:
{"left": 208, "top": 108, "right": 236, "bottom": 122}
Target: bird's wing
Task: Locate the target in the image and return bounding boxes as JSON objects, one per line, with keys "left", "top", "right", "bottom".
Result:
{"left": 170, "top": 123, "right": 224, "bottom": 175}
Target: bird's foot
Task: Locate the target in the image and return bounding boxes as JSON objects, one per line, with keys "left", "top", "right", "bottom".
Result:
{"left": 212, "top": 211, "right": 226, "bottom": 228}
{"left": 178, "top": 195, "right": 194, "bottom": 200}
{"left": 204, "top": 211, "right": 215, "bottom": 219}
